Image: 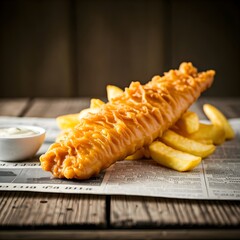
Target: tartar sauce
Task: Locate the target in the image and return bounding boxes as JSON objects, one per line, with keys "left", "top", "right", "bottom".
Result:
{"left": 0, "top": 127, "right": 38, "bottom": 138}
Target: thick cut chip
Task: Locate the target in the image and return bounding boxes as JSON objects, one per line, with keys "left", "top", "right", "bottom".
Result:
{"left": 175, "top": 111, "right": 199, "bottom": 134}
{"left": 57, "top": 99, "right": 103, "bottom": 130}
{"left": 125, "top": 147, "right": 151, "bottom": 160}
{"left": 149, "top": 141, "right": 202, "bottom": 172}
{"left": 56, "top": 114, "right": 80, "bottom": 130}
{"left": 184, "top": 123, "right": 225, "bottom": 145}
{"left": 106, "top": 85, "right": 124, "bottom": 101}
{"left": 160, "top": 130, "right": 215, "bottom": 158}
{"left": 57, "top": 108, "right": 100, "bottom": 130}
{"left": 175, "top": 123, "right": 225, "bottom": 145}
{"left": 90, "top": 98, "right": 105, "bottom": 109}
{"left": 125, "top": 148, "right": 145, "bottom": 160}
{"left": 78, "top": 108, "right": 100, "bottom": 119}
{"left": 195, "top": 139, "right": 213, "bottom": 145}
{"left": 203, "top": 104, "right": 235, "bottom": 139}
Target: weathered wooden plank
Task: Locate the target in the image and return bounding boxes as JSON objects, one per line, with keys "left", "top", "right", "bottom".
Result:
{"left": 1, "top": 229, "right": 240, "bottom": 240}
{"left": 0, "top": 98, "right": 29, "bottom": 116}
{"left": 24, "top": 98, "right": 91, "bottom": 118}
{"left": 0, "top": 1, "right": 73, "bottom": 98}
{"left": 1, "top": 97, "right": 240, "bottom": 232}
{"left": 110, "top": 196, "right": 240, "bottom": 228}
{"left": 171, "top": 1, "right": 239, "bottom": 98}
{"left": 75, "top": 0, "right": 169, "bottom": 98}
{"left": 0, "top": 191, "right": 106, "bottom": 228}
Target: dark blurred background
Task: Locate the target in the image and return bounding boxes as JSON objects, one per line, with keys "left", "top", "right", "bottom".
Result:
{"left": 0, "top": 0, "right": 239, "bottom": 98}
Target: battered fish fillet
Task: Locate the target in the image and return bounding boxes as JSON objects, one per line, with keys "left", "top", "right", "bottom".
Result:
{"left": 40, "top": 63, "right": 215, "bottom": 179}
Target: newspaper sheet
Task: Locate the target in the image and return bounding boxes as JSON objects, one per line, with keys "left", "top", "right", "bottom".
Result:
{"left": 0, "top": 116, "right": 239, "bottom": 200}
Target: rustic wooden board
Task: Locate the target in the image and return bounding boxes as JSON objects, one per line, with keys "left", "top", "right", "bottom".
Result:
{"left": 0, "top": 98, "right": 29, "bottom": 116}
{"left": 1, "top": 229, "right": 240, "bottom": 240}
{"left": 110, "top": 196, "right": 240, "bottom": 228}
{"left": 0, "top": 1, "right": 73, "bottom": 98}
{"left": 0, "top": 191, "right": 106, "bottom": 228}
{"left": 1, "top": 98, "right": 240, "bottom": 233}
{"left": 24, "top": 98, "right": 91, "bottom": 118}
{"left": 75, "top": 0, "right": 168, "bottom": 98}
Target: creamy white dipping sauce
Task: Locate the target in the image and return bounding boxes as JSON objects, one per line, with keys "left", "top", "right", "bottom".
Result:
{"left": 0, "top": 127, "right": 38, "bottom": 138}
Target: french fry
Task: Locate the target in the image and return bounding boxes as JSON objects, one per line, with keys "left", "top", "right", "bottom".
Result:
{"left": 56, "top": 114, "right": 80, "bottom": 130}
{"left": 106, "top": 85, "right": 124, "bottom": 101}
{"left": 203, "top": 104, "right": 235, "bottom": 139}
{"left": 78, "top": 108, "right": 100, "bottom": 119}
{"left": 174, "top": 111, "right": 199, "bottom": 134}
{"left": 183, "top": 123, "right": 225, "bottom": 145}
{"left": 149, "top": 141, "right": 202, "bottom": 172}
{"left": 90, "top": 98, "right": 105, "bottom": 109}
{"left": 195, "top": 139, "right": 213, "bottom": 145}
{"left": 174, "top": 122, "right": 225, "bottom": 145}
{"left": 125, "top": 147, "right": 151, "bottom": 160}
{"left": 125, "top": 148, "right": 145, "bottom": 160}
{"left": 57, "top": 108, "right": 100, "bottom": 130}
{"left": 160, "top": 130, "right": 215, "bottom": 158}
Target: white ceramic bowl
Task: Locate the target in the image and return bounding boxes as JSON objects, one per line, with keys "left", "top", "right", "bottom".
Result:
{"left": 0, "top": 125, "right": 46, "bottom": 161}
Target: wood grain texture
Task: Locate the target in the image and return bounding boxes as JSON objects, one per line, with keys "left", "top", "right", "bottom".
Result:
{"left": 1, "top": 98, "right": 240, "bottom": 235}
{"left": 0, "top": 0, "right": 73, "bottom": 97}
{"left": 75, "top": 0, "right": 169, "bottom": 98}
{"left": 24, "top": 98, "right": 91, "bottom": 118}
{"left": 0, "top": 1, "right": 239, "bottom": 98}
{"left": 0, "top": 99, "right": 29, "bottom": 116}
{"left": 110, "top": 196, "right": 240, "bottom": 228}
{"left": 171, "top": 1, "right": 240, "bottom": 97}
{"left": 1, "top": 229, "right": 240, "bottom": 240}
{"left": 0, "top": 191, "right": 106, "bottom": 228}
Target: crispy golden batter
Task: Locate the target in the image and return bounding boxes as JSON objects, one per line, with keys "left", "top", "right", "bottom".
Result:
{"left": 40, "top": 63, "right": 215, "bottom": 179}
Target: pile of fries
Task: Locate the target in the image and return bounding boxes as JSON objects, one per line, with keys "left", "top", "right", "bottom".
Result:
{"left": 56, "top": 85, "right": 235, "bottom": 172}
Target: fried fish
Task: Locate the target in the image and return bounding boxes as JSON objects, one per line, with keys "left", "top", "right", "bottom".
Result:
{"left": 40, "top": 62, "right": 215, "bottom": 179}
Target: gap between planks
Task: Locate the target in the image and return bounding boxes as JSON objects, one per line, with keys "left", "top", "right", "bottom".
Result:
{"left": 0, "top": 98, "right": 30, "bottom": 117}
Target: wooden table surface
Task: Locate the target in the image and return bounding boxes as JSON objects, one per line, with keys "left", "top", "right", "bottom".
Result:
{"left": 0, "top": 98, "right": 240, "bottom": 240}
